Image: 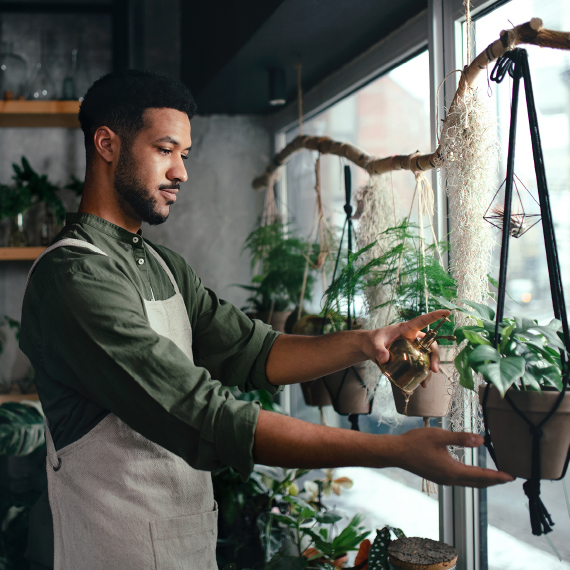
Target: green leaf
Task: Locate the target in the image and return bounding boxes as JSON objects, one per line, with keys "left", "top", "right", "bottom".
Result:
{"left": 498, "top": 323, "right": 515, "bottom": 354}
{"left": 0, "top": 402, "right": 45, "bottom": 456}
{"left": 468, "top": 345, "right": 501, "bottom": 365}
{"left": 476, "top": 356, "right": 525, "bottom": 396}
{"left": 315, "top": 511, "right": 344, "bottom": 524}
{"left": 271, "top": 513, "right": 297, "bottom": 527}
{"left": 457, "top": 299, "right": 495, "bottom": 321}
{"left": 455, "top": 347, "right": 475, "bottom": 390}
{"left": 460, "top": 328, "right": 491, "bottom": 346}
{"left": 521, "top": 371, "right": 542, "bottom": 392}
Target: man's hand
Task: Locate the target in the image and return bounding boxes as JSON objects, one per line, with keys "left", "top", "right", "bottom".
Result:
{"left": 390, "top": 428, "right": 511, "bottom": 487}
{"left": 265, "top": 309, "right": 451, "bottom": 386}
{"left": 254, "top": 411, "right": 514, "bottom": 489}
{"left": 361, "top": 309, "right": 451, "bottom": 376}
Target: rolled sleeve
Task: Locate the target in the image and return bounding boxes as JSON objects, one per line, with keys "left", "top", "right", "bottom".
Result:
{"left": 187, "top": 267, "right": 282, "bottom": 395}
{"left": 215, "top": 397, "right": 261, "bottom": 477}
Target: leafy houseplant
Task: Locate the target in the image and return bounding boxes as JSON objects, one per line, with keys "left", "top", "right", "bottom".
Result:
{"left": 325, "top": 220, "right": 456, "bottom": 338}
{"left": 436, "top": 296, "right": 570, "bottom": 480}
{"left": 322, "top": 220, "right": 457, "bottom": 418}
{"left": 214, "top": 463, "right": 368, "bottom": 570}
{"left": 240, "top": 222, "right": 319, "bottom": 332}
{"left": 437, "top": 298, "right": 565, "bottom": 396}
{"left": 0, "top": 157, "right": 83, "bottom": 247}
{"left": 0, "top": 401, "right": 46, "bottom": 569}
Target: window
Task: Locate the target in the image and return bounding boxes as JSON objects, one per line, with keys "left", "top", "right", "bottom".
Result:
{"left": 469, "top": 2, "right": 570, "bottom": 567}
{"left": 283, "top": 50, "right": 440, "bottom": 551}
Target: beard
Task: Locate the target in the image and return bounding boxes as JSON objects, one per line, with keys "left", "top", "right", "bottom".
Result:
{"left": 114, "top": 145, "right": 178, "bottom": 226}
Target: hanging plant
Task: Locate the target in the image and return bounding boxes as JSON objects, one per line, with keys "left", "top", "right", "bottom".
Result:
{"left": 323, "top": 219, "right": 457, "bottom": 337}
{"left": 239, "top": 222, "right": 320, "bottom": 314}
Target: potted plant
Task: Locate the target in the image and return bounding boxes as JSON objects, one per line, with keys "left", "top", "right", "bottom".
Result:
{"left": 360, "top": 220, "right": 457, "bottom": 418}
{"left": 0, "top": 157, "right": 67, "bottom": 247}
{"left": 0, "top": 400, "right": 46, "bottom": 569}
{"left": 436, "top": 296, "right": 570, "bottom": 480}
{"left": 214, "top": 462, "right": 367, "bottom": 570}
{"left": 240, "top": 222, "right": 318, "bottom": 332}
{"left": 323, "top": 220, "right": 457, "bottom": 418}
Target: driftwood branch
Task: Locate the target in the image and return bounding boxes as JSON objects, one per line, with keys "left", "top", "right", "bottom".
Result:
{"left": 252, "top": 18, "right": 570, "bottom": 191}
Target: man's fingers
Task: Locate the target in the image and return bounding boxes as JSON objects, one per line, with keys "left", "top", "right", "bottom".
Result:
{"left": 400, "top": 310, "right": 451, "bottom": 336}
{"left": 445, "top": 463, "right": 514, "bottom": 487}
{"left": 451, "top": 431, "right": 484, "bottom": 448}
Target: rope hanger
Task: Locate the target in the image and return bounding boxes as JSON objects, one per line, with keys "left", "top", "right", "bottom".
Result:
{"left": 483, "top": 47, "right": 570, "bottom": 537}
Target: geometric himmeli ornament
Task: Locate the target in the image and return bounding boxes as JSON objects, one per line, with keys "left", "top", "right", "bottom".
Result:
{"left": 484, "top": 174, "right": 541, "bottom": 238}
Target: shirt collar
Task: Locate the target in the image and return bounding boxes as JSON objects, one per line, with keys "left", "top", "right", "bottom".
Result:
{"left": 65, "top": 213, "right": 143, "bottom": 244}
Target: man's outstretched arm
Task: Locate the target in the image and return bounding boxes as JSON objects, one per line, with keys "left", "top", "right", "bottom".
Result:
{"left": 253, "top": 411, "right": 513, "bottom": 488}
{"left": 265, "top": 309, "right": 450, "bottom": 386}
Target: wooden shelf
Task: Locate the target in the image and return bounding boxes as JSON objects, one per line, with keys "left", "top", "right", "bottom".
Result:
{"left": 0, "top": 247, "right": 45, "bottom": 261}
{"left": 0, "top": 100, "right": 80, "bottom": 128}
{"left": 0, "top": 390, "right": 39, "bottom": 405}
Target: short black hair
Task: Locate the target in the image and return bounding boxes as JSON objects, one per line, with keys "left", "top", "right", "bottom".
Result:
{"left": 79, "top": 69, "right": 197, "bottom": 162}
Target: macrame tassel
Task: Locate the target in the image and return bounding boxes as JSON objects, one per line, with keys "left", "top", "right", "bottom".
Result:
{"left": 523, "top": 480, "right": 554, "bottom": 535}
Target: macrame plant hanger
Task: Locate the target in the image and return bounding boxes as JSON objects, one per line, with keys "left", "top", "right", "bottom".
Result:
{"left": 321, "top": 164, "right": 373, "bottom": 430}
{"left": 484, "top": 47, "right": 570, "bottom": 536}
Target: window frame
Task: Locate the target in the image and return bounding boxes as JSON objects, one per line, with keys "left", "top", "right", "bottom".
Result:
{"left": 272, "top": 3, "right": 510, "bottom": 569}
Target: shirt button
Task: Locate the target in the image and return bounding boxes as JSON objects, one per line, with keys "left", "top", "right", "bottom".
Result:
{"left": 137, "top": 258, "right": 145, "bottom": 265}
{"left": 133, "top": 237, "right": 139, "bottom": 244}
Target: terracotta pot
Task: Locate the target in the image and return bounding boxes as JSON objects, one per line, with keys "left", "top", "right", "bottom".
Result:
{"left": 392, "top": 370, "right": 452, "bottom": 417}
{"left": 392, "top": 346, "right": 453, "bottom": 417}
{"left": 322, "top": 362, "right": 372, "bottom": 415}
{"left": 255, "top": 310, "right": 293, "bottom": 333}
{"left": 479, "top": 386, "right": 570, "bottom": 480}
{"left": 301, "top": 377, "right": 333, "bottom": 407}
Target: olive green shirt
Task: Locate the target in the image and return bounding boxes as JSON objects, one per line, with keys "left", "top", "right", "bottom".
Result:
{"left": 20, "top": 213, "right": 281, "bottom": 567}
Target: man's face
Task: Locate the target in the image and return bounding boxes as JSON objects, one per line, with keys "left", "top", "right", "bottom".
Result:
{"left": 114, "top": 108, "right": 191, "bottom": 226}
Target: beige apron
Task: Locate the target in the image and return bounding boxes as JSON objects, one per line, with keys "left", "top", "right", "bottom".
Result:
{"left": 27, "top": 239, "right": 217, "bottom": 570}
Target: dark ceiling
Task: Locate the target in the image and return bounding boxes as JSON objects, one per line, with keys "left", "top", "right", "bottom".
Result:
{"left": 182, "top": 0, "right": 427, "bottom": 115}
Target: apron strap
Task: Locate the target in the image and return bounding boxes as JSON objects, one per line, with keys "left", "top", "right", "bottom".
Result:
{"left": 26, "top": 238, "right": 108, "bottom": 292}
{"left": 44, "top": 418, "right": 62, "bottom": 471}
{"left": 145, "top": 243, "right": 181, "bottom": 296}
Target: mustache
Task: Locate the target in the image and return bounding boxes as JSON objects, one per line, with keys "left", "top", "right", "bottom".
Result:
{"left": 158, "top": 183, "right": 180, "bottom": 191}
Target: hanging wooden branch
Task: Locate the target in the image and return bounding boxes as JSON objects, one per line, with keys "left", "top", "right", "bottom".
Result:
{"left": 252, "top": 18, "right": 569, "bottom": 191}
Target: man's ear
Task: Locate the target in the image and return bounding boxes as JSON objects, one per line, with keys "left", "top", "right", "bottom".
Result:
{"left": 93, "top": 126, "right": 119, "bottom": 164}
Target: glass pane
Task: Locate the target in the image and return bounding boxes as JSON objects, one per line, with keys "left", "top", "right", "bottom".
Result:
{"left": 469, "top": 2, "right": 570, "bottom": 568}
{"left": 285, "top": 51, "right": 440, "bottom": 553}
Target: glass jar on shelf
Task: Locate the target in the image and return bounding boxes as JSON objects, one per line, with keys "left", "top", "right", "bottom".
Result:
{"left": 0, "top": 41, "right": 27, "bottom": 100}
{"left": 27, "top": 33, "right": 56, "bottom": 100}
{"left": 9, "top": 213, "right": 28, "bottom": 247}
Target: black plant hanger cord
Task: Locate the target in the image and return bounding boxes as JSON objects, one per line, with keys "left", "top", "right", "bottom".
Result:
{"left": 321, "top": 164, "right": 372, "bottom": 430}
{"left": 486, "top": 48, "right": 570, "bottom": 536}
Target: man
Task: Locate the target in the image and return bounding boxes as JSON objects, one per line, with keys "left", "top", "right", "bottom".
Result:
{"left": 20, "top": 70, "right": 512, "bottom": 570}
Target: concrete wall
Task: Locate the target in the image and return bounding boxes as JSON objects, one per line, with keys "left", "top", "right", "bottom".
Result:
{"left": 0, "top": 115, "right": 270, "bottom": 386}
{"left": 143, "top": 115, "right": 269, "bottom": 306}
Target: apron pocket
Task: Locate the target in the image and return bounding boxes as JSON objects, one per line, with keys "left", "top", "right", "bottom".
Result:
{"left": 150, "top": 504, "right": 218, "bottom": 570}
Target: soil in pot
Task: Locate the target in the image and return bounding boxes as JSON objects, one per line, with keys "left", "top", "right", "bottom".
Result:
{"left": 322, "top": 362, "right": 372, "bottom": 415}
{"left": 480, "top": 386, "right": 570, "bottom": 480}
{"left": 387, "top": 537, "right": 458, "bottom": 570}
